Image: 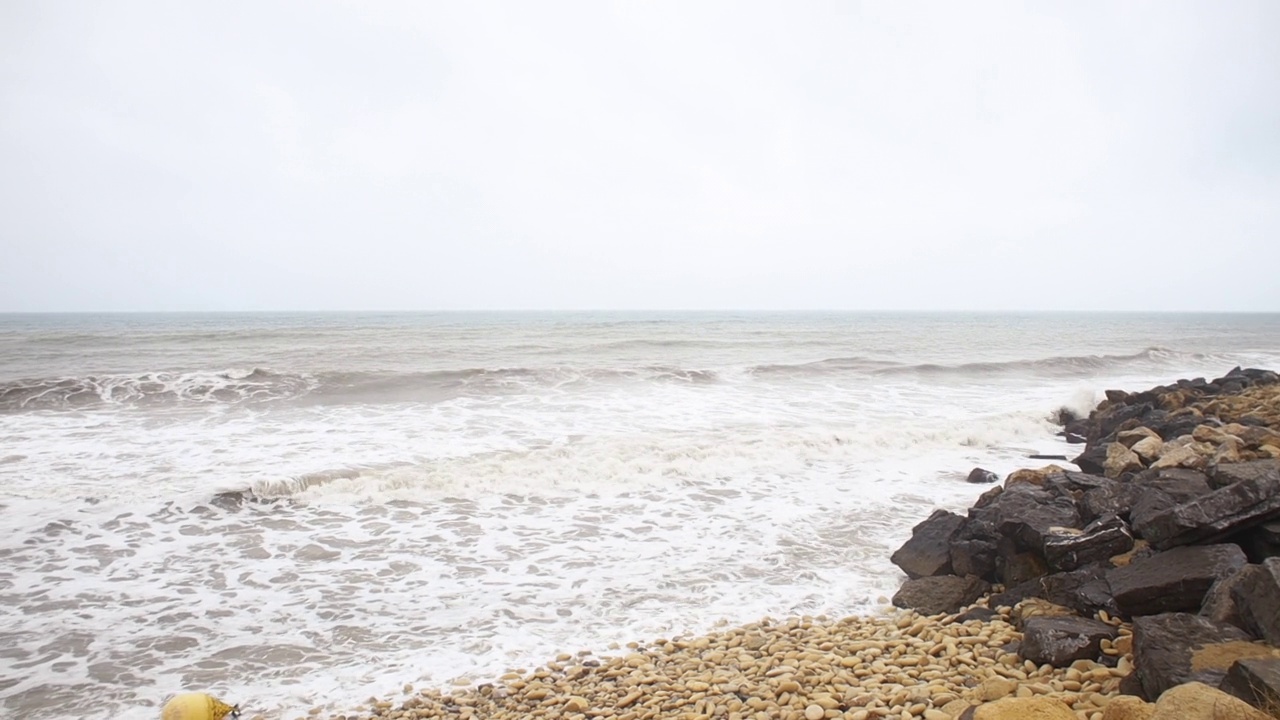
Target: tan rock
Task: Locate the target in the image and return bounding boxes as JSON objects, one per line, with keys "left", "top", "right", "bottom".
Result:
{"left": 1259, "top": 445, "right": 1280, "bottom": 459}
{"left": 1105, "top": 443, "right": 1144, "bottom": 478}
{"left": 1005, "top": 465, "right": 1067, "bottom": 489}
{"left": 1150, "top": 681, "right": 1272, "bottom": 719}
{"left": 975, "top": 677, "right": 1017, "bottom": 702}
{"left": 1150, "top": 445, "right": 1207, "bottom": 471}
{"left": 1101, "top": 696, "right": 1155, "bottom": 720}
{"left": 1213, "top": 437, "right": 1245, "bottom": 465}
{"left": 1130, "top": 435, "right": 1164, "bottom": 463}
{"left": 1118, "top": 427, "right": 1161, "bottom": 448}
{"left": 1012, "top": 598, "right": 1077, "bottom": 629}
{"left": 970, "top": 696, "right": 1076, "bottom": 719}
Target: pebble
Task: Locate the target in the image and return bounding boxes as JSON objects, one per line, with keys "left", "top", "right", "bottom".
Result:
{"left": 331, "top": 598, "right": 1134, "bottom": 720}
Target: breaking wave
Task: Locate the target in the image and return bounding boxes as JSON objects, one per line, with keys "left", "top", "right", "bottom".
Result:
{"left": 0, "top": 347, "right": 1237, "bottom": 412}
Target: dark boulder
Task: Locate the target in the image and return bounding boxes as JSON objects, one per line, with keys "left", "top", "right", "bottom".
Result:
{"left": 1043, "top": 515, "right": 1134, "bottom": 573}
{"left": 1209, "top": 459, "right": 1280, "bottom": 490}
{"left": 995, "top": 535, "right": 1048, "bottom": 587}
{"left": 950, "top": 536, "right": 998, "bottom": 581}
{"left": 1107, "top": 543, "right": 1247, "bottom": 617}
{"left": 992, "top": 487, "right": 1082, "bottom": 551}
{"left": 1131, "top": 612, "right": 1254, "bottom": 700}
{"left": 1231, "top": 558, "right": 1280, "bottom": 645}
{"left": 1127, "top": 468, "right": 1214, "bottom": 540}
{"left": 1073, "top": 444, "right": 1109, "bottom": 477}
{"left": 966, "top": 467, "right": 999, "bottom": 484}
{"left": 1232, "top": 520, "right": 1280, "bottom": 563}
{"left": 1080, "top": 481, "right": 1145, "bottom": 524}
{"left": 890, "top": 509, "right": 965, "bottom": 579}
{"left": 1220, "top": 657, "right": 1280, "bottom": 710}
{"left": 1042, "top": 472, "right": 1114, "bottom": 503}
{"left": 1020, "top": 616, "right": 1119, "bottom": 668}
{"left": 891, "top": 574, "right": 990, "bottom": 616}
{"left": 988, "top": 564, "right": 1116, "bottom": 617}
{"left": 1201, "top": 566, "right": 1251, "bottom": 630}
{"left": 1134, "top": 472, "right": 1280, "bottom": 550}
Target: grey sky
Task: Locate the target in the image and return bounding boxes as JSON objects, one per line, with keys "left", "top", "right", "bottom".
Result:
{"left": 1, "top": 1, "right": 1277, "bottom": 312}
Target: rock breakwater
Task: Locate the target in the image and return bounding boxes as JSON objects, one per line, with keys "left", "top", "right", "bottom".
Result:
{"left": 891, "top": 367, "right": 1280, "bottom": 717}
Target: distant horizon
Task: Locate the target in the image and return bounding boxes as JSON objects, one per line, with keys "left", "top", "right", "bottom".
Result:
{"left": 3, "top": 308, "right": 1280, "bottom": 316}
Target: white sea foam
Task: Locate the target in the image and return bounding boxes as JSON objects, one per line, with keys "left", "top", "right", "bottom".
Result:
{"left": 1, "top": 312, "right": 1278, "bottom": 719}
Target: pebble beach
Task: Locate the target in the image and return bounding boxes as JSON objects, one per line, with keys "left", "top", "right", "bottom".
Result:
{"left": 305, "top": 602, "right": 1133, "bottom": 720}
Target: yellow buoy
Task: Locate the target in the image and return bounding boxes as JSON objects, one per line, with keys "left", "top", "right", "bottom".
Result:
{"left": 161, "top": 692, "right": 240, "bottom": 720}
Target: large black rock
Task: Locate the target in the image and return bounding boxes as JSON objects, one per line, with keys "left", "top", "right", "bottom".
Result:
{"left": 1107, "top": 543, "right": 1247, "bottom": 617}
{"left": 1043, "top": 515, "right": 1134, "bottom": 573}
{"left": 1134, "top": 473, "right": 1280, "bottom": 550}
{"left": 992, "top": 486, "right": 1082, "bottom": 551}
{"left": 892, "top": 574, "right": 990, "bottom": 616}
{"left": 1220, "top": 657, "right": 1280, "bottom": 710}
{"left": 988, "top": 564, "right": 1116, "bottom": 617}
{"left": 1209, "top": 459, "right": 1280, "bottom": 490}
{"left": 1200, "top": 565, "right": 1251, "bottom": 631}
{"left": 890, "top": 509, "right": 965, "bottom": 579}
{"left": 1020, "top": 616, "right": 1119, "bottom": 668}
{"left": 1231, "top": 557, "right": 1280, "bottom": 645}
{"left": 1080, "top": 481, "right": 1146, "bottom": 524}
{"left": 1127, "top": 469, "right": 1214, "bottom": 540}
{"left": 1132, "top": 612, "right": 1254, "bottom": 700}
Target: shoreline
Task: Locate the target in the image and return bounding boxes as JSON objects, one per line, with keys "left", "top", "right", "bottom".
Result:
{"left": 297, "top": 370, "right": 1280, "bottom": 720}
{"left": 313, "top": 601, "right": 1131, "bottom": 720}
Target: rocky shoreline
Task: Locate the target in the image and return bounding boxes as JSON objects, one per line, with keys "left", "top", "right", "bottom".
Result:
{"left": 312, "top": 368, "right": 1280, "bottom": 720}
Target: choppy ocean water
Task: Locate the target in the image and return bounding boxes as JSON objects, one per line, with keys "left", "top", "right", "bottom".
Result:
{"left": 1, "top": 311, "right": 1278, "bottom": 719}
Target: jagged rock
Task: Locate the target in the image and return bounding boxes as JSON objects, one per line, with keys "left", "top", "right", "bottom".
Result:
{"left": 1081, "top": 481, "right": 1145, "bottom": 524}
{"left": 1043, "top": 515, "right": 1134, "bottom": 573}
{"left": 1209, "top": 459, "right": 1280, "bottom": 490}
{"left": 892, "top": 574, "right": 989, "bottom": 615}
{"left": 1118, "top": 427, "right": 1161, "bottom": 447}
{"left": 1220, "top": 657, "right": 1280, "bottom": 710}
{"left": 1108, "top": 544, "right": 1246, "bottom": 617}
{"left": 1020, "top": 616, "right": 1118, "bottom": 667}
{"left": 1105, "top": 443, "right": 1145, "bottom": 478}
{"left": 890, "top": 509, "right": 965, "bottom": 579}
{"left": 1149, "top": 681, "right": 1272, "bottom": 720}
{"left": 1134, "top": 472, "right": 1280, "bottom": 550}
{"left": 966, "top": 467, "right": 1000, "bottom": 484}
{"left": 1201, "top": 566, "right": 1251, "bottom": 630}
{"left": 1131, "top": 613, "right": 1255, "bottom": 700}
{"left": 1231, "top": 558, "right": 1280, "bottom": 645}
{"left": 1151, "top": 445, "right": 1209, "bottom": 471}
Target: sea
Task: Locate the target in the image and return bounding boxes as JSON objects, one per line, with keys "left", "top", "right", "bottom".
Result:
{"left": 1, "top": 311, "right": 1278, "bottom": 719}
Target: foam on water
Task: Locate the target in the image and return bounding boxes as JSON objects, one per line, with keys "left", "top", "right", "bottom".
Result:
{"left": 2, "top": 312, "right": 1279, "bottom": 719}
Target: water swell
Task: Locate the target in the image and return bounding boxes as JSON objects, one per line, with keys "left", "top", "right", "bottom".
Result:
{"left": 869, "top": 347, "right": 1222, "bottom": 379}
{"left": 0, "top": 368, "right": 318, "bottom": 411}
{"left": 0, "top": 365, "right": 723, "bottom": 412}
{"left": 0, "top": 347, "right": 1229, "bottom": 412}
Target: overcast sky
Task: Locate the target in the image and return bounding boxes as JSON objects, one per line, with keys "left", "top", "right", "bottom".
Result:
{"left": 1, "top": 1, "right": 1277, "bottom": 312}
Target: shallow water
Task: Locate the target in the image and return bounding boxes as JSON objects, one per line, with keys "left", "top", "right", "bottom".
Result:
{"left": 1, "top": 312, "right": 1277, "bottom": 718}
